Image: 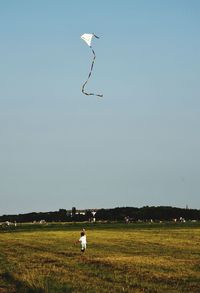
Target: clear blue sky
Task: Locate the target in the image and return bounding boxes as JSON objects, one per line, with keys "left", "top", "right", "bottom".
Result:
{"left": 0, "top": 0, "right": 200, "bottom": 215}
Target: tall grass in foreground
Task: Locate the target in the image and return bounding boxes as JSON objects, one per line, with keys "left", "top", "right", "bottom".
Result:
{"left": 0, "top": 222, "right": 200, "bottom": 292}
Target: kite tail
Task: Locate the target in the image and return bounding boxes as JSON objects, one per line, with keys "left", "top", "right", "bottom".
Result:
{"left": 81, "top": 46, "right": 103, "bottom": 98}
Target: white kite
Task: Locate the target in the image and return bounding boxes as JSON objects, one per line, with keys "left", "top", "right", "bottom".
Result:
{"left": 81, "top": 33, "right": 103, "bottom": 98}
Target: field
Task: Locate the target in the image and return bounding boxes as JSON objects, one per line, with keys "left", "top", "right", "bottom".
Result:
{"left": 0, "top": 222, "right": 200, "bottom": 293}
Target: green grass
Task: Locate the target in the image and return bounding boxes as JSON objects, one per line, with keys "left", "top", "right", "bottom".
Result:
{"left": 0, "top": 222, "right": 200, "bottom": 292}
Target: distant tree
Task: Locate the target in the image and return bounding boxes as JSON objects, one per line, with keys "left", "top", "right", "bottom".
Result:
{"left": 85, "top": 210, "right": 93, "bottom": 221}
{"left": 72, "top": 207, "right": 76, "bottom": 217}
{"left": 59, "top": 209, "right": 66, "bottom": 213}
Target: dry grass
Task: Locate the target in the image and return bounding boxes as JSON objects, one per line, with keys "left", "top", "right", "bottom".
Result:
{"left": 0, "top": 222, "right": 200, "bottom": 292}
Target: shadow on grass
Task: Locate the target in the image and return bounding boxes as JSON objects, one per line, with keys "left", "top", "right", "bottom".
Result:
{"left": 1, "top": 271, "right": 73, "bottom": 293}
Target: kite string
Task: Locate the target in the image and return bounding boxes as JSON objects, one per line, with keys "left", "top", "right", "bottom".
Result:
{"left": 81, "top": 46, "right": 103, "bottom": 98}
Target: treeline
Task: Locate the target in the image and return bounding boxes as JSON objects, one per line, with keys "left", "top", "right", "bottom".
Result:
{"left": 0, "top": 206, "right": 200, "bottom": 223}
{"left": 96, "top": 206, "right": 200, "bottom": 221}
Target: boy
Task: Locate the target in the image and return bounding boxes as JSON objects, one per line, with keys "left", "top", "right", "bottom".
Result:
{"left": 79, "top": 231, "right": 87, "bottom": 253}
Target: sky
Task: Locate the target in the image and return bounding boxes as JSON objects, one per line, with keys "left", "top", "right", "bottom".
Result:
{"left": 0, "top": 0, "right": 200, "bottom": 215}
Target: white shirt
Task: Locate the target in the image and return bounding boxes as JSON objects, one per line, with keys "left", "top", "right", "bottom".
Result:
{"left": 79, "top": 235, "right": 87, "bottom": 245}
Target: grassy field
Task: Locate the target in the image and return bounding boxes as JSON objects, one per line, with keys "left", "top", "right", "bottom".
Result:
{"left": 0, "top": 222, "right": 200, "bottom": 292}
